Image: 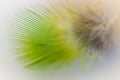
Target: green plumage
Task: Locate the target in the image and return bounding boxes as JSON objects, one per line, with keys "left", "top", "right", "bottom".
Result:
{"left": 12, "top": 8, "right": 80, "bottom": 69}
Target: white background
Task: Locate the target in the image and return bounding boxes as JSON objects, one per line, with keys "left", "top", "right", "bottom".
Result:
{"left": 0, "top": 0, "right": 120, "bottom": 80}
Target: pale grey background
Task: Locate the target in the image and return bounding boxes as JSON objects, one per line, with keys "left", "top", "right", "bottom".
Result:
{"left": 0, "top": 0, "right": 120, "bottom": 80}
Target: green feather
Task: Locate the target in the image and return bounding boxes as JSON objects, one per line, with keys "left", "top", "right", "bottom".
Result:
{"left": 12, "top": 7, "right": 80, "bottom": 69}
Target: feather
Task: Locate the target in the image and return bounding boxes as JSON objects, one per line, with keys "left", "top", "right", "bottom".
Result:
{"left": 11, "top": 0, "right": 114, "bottom": 69}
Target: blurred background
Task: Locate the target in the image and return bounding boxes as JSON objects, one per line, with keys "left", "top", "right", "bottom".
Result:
{"left": 0, "top": 0, "right": 120, "bottom": 80}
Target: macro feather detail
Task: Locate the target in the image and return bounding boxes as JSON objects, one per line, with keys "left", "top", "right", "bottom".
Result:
{"left": 72, "top": 6, "right": 113, "bottom": 51}
{"left": 11, "top": 0, "right": 114, "bottom": 69}
{"left": 12, "top": 6, "right": 80, "bottom": 69}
